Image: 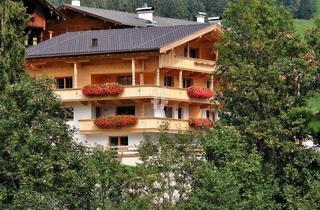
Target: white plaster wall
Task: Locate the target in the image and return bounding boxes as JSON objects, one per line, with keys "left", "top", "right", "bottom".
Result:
{"left": 71, "top": 102, "right": 93, "bottom": 143}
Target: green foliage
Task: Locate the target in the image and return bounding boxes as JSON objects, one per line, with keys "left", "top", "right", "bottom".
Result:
{"left": 218, "top": 0, "right": 318, "bottom": 148}
{"left": 307, "top": 94, "right": 320, "bottom": 133}
{"left": 214, "top": 0, "right": 320, "bottom": 208}
{"left": 0, "top": 0, "right": 27, "bottom": 85}
{"left": 0, "top": 77, "right": 131, "bottom": 209}
{"left": 131, "top": 127, "right": 202, "bottom": 209}
{"left": 186, "top": 126, "right": 278, "bottom": 210}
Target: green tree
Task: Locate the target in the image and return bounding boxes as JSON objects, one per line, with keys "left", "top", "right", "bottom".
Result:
{"left": 0, "top": 0, "right": 27, "bottom": 85}
{"left": 186, "top": 126, "right": 278, "bottom": 210}
{"left": 131, "top": 127, "right": 202, "bottom": 209}
{"left": 215, "top": 0, "right": 320, "bottom": 208}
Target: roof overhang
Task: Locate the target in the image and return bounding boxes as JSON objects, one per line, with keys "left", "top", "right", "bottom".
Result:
{"left": 160, "top": 23, "right": 224, "bottom": 53}
{"left": 27, "top": 0, "right": 65, "bottom": 20}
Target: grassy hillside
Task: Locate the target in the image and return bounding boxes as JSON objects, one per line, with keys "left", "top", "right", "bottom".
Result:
{"left": 294, "top": 0, "right": 320, "bottom": 33}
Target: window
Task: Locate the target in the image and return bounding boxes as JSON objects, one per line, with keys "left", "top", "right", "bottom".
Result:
{"left": 164, "top": 106, "right": 173, "bottom": 118}
{"left": 96, "top": 107, "right": 102, "bottom": 118}
{"left": 164, "top": 76, "right": 173, "bottom": 87}
{"left": 55, "top": 77, "right": 73, "bottom": 89}
{"left": 207, "top": 80, "right": 211, "bottom": 88}
{"left": 206, "top": 110, "right": 211, "bottom": 119}
{"left": 64, "top": 107, "right": 74, "bottom": 121}
{"left": 183, "top": 78, "right": 193, "bottom": 88}
{"left": 178, "top": 108, "right": 183, "bottom": 119}
{"left": 116, "top": 106, "right": 135, "bottom": 115}
{"left": 190, "top": 48, "right": 199, "bottom": 58}
{"left": 117, "top": 76, "right": 132, "bottom": 85}
{"left": 109, "top": 136, "right": 129, "bottom": 149}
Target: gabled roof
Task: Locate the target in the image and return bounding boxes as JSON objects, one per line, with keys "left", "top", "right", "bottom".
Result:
{"left": 26, "top": 24, "right": 221, "bottom": 59}
{"left": 58, "top": 4, "right": 196, "bottom": 27}
{"left": 25, "top": 0, "right": 65, "bottom": 20}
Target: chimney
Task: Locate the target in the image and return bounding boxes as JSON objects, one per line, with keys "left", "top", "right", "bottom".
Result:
{"left": 208, "top": 16, "right": 222, "bottom": 25}
{"left": 196, "top": 12, "right": 207, "bottom": 23}
{"left": 71, "top": 0, "right": 80, "bottom": 6}
{"left": 136, "top": 3, "right": 155, "bottom": 22}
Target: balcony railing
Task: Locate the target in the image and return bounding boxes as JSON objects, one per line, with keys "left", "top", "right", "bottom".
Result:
{"left": 54, "top": 85, "right": 213, "bottom": 103}
{"left": 108, "top": 146, "right": 140, "bottom": 158}
{"left": 159, "top": 51, "right": 216, "bottom": 73}
{"left": 79, "top": 117, "right": 190, "bottom": 135}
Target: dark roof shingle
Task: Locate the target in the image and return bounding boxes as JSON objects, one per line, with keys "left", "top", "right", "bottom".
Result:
{"left": 27, "top": 24, "right": 210, "bottom": 59}
{"left": 59, "top": 4, "right": 196, "bottom": 27}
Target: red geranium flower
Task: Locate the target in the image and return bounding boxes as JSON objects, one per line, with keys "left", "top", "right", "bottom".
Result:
{"left": 94, "top": 115, "right": 138, "bottom": 129}
{"left": 83, "top": 83, "right": 124, "bottom": 97}
{"left": 187, "top": 86, "right": 214, "bottom": 99}
{"left": 189, "top": 119, "right": 214, "bottom": 130}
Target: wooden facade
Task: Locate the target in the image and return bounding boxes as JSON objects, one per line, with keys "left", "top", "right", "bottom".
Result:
{"left": 24, "top": 0, "right": 63, "bottom": 46}
{"left": 44, "top": 9, "right": 126, "bottom": 40}
{"left": 24, "top": 17, "right": 223, "bottom": 161}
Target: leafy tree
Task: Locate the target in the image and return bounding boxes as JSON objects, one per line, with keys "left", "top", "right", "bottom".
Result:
{"left": 185, "top": 126, "right": 278, "bottom": 210}
{"left": 0, "top": 1, "right": 132, "bottom": 208}
{"left": 130, "top": 126, "right": 202, "bottom": 209}
{"left": 296, "top": 0, "right": 313, "bottom": 19}
{"left": 215, "top": 0, "right": 320, "bottom": 208}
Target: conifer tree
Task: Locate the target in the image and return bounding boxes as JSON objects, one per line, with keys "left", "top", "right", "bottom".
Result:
{"left": 0, "top": 0, "right": 27, "bottom": 84}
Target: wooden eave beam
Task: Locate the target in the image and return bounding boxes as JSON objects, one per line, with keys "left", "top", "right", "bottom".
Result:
{"left": 25, "top": 51, "right": 158, "bottom": 64}
{"left": 160, "top": 23, "right": 223, "bottom": 53}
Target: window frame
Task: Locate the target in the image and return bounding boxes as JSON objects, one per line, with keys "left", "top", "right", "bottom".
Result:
{"left": 164, "top": 75, "right": 173, "bottom": 87}
{"left": 109, "top": 136, "right": 129, "bottom": 149}
{"left": 183, "top": 78, "right": 193, "bottom": 88}
{"left": 55, "top": 77, "right": 73, "bottom": 89}
{"left": 164, "top": 106, "right": 173, "bottom": 119}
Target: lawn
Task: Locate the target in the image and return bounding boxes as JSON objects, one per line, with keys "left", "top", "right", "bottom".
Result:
{"left": 293, "top": 0, "right": 320, "bottom": 34}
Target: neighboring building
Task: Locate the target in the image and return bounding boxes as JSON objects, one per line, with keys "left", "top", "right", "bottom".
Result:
{"left": 23, "top": 0, "right": 64, "bottom": 46}
{"left": 43, "top": 2, "right": 198, "bottom": 40}
{"left": 24, "top": 23, "right": 222, "bottom": 165}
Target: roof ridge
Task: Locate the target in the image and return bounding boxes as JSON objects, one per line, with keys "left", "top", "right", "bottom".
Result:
{"left": 59, "top": 4, "right": 196, "bottom": 26}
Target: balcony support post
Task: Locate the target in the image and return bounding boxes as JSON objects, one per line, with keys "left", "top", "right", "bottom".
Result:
{"left": 179, "top": 70, "right": 183, "bottom": 88}
{"left": 210, "top": 74, "right": 214, "bottom": 91}
{"left": 73, "top": 62, "right": 78, "bottom": 89}
{"left": 132, "top": 58, "right": 136, "bottom": 86}
{"left": 156, "top": 68, "right": 160, "bottom": 86}
{"left": 140, "top": 60, "right": 145, "bottom": 85}
{"left": 187, "top": 42, "right": 190, "bottom": 58}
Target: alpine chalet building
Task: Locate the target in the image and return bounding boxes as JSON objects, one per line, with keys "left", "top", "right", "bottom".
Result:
{"left": 24, "top": 3, "right": 223, "bottom": 165}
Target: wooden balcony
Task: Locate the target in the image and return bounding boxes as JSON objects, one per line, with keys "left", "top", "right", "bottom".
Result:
{"left": 159, "top": 51, "right": 216, "bottom": 73}
{"left": 54, "top": 85, "right": 213, "bottom": 104}
{"left": 79, "top": 117, "right": 189, "bottom": 135}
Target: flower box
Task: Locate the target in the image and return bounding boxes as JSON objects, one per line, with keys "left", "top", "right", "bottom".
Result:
{"left": 189, "top": 119, "right": 214, "bottom": 130}
{"left": 83, "top": 83, "right": 124, "bottom": 97}
{"left": 94, "top": 115, "right": 138, "bottom": 129}
{"left": 187, "top": 86, "right": 214, "bottom": 99}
